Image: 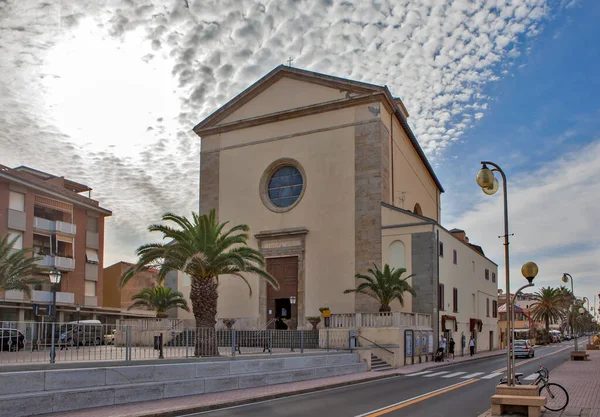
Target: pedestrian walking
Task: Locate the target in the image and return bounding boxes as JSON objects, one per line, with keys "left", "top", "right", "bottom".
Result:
{"left": 469, "top": 336, "right": 475, "bottom": 356}
{"left": 441, "top": 337, "right": 448, "bottom": 362}
{"left": 449, "top": 338, "right": 455, "bottom": 360}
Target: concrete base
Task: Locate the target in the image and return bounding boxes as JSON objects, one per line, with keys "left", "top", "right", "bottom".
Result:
{"left": 571, "top": 351, "right": 590, "bottom": 360}
{"left": 0, "top": 353, "right": 367, "bottom": 417}
{"left": 491, "top": 385, "right": 545, "bottom": 417}
{"left": 586, "top": 344, "right": 599, "bottom": 351}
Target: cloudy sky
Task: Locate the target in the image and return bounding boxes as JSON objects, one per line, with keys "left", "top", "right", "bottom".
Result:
{"left": 1, "top": 0, "right": 598, "bottom": 309}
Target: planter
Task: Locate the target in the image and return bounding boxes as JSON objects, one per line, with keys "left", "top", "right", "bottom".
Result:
{"left": 307, "top": 317, "right": 321, "bottom": 330}
{"left": 586, "top": 344, "right": 600, "bottom": 350}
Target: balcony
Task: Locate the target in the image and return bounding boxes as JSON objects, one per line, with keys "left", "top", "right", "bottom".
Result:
{"left": 33, "top": 217, "right": 76, "bottom": 235}
{"left": 7, "top": 209, "right": 27, "bottom": 231}
{"left": 35, "top": 255, "right": 75, "bottom": 271}
{"left": 3, "top": 290, "right": 25, "bottom": 301}
{"left": 32, "top": 290, "right": 75, "bottom": 304}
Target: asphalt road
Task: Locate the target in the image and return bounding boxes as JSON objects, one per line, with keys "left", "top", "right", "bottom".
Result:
{"left": 182, "top": 340, "right": 584, "bottom": 417}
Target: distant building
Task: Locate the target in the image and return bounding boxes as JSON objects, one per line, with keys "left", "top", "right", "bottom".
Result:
{"left": 0, "top": 165, "right": 111, "bottom": 324}
{"left": 102, "top": 261, "right": 158, "bottom": 319}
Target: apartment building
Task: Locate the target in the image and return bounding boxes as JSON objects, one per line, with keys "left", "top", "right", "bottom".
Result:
{"left": 103, "top": 261, "right": 157, "bottom": 319}
{"left": 0, "top": 165, "right": 111, "bottom": 324}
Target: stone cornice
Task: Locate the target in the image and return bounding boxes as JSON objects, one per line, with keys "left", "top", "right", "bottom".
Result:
{"left": 255, "top": 227, "right": 309, "bottom": 240}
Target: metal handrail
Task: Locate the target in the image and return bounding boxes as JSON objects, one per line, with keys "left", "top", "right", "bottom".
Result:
{"left": 358, "top": 335, "right": 394, "bottom": 354}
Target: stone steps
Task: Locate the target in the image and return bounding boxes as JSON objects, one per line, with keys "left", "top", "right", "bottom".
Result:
{"left": 371, "top": 354, "right": 393, "bottom": 371}
{"left": 0, "top": 353, "right": 366, "bottom": 417}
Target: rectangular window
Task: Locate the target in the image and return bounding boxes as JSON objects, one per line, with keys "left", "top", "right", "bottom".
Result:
{"left": 485, "top": 269, "right": 490, "bottom": 280}
{"left": 439, "top": 242, "right": 444, "bottom": 257}
{"left": 486, "top": 298, "right": 490, "bottom": 317}
{"left": 86, "top": 249, "right": 100, "bottom": 264}
{"left": 492, "top": 272, "right": 496, "bottom": 283}
{"left": 453, "top": 288, "right": 458, "bottom": 313}
{"left": 438, "top": 284, "right": 445, "bottom": 311}
{"left": 87, "top": 216, "right": 98, "bottom": 233}
{"left": 493, "top": 300, "right": 498, "bottom": 318}
{"left": 9, "top": 191, "right": 25, "bottom": 211}
{"left": 85, "top": 280, "right": 96, "bottom": 297}
{"left": 8, "top": 230, "right": 23, "bottom": 249}
{"left": 453, "top": 249, "right": 457, "bottom": 265}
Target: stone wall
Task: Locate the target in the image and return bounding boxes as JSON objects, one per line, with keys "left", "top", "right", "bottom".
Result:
{"left": 354, "top": 120, "right": 390, "bottom": 312}
{"left": 199, "top": 150, "right": 220, "bottom": 215}
{"left": 411, "top": 231, "right": 438, "bottom": 347}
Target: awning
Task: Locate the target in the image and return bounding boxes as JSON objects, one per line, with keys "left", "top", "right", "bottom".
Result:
{"left": 441, "top": 315, "right": 458, "bottom": 332}
{"left": 56, "top": 233, "right": 73, "bottom": 243}
{"left": 34, "top": 195, "right": 73, "bottom": 213}
{"left": 86, "top": 249, "right": 99, "bottom": 264}
{"left": 498, "top": 304, "right": 524, "bottom": 313}
{"left": 470, "top": 318, "right": 483, "bottom": 332}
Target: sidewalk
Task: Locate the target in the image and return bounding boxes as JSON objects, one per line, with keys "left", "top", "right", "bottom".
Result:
{"left": 479, "top": 348, "right": 600, "bottom": 417}
{"left": 38, "top": 349, "right": 505, "bottom": 417}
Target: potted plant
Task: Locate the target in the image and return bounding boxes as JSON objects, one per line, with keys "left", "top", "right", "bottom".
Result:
{"left": 222, "top": 318, "right": 236, "bottom": 330}
{"left": 281, "top": 318, "right": 296, "bottom": 330}
{"left": 306, "top": 316, "right": 321, "bottom": 330}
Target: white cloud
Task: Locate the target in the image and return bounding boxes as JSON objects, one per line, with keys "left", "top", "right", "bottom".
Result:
{"left": 0, "top": 0, "right": 568, "bottom": 266}
{"left": 448, "top": 140, "right": 600, "bottom": 307}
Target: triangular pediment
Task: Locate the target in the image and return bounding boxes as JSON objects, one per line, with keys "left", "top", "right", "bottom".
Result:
{"left": 193, "top": 65, "right": 385, "bottom": 133}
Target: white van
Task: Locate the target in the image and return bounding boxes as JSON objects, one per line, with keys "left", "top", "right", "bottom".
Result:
{"left": 60, "top": 320, "right": 104, "bottom": 346}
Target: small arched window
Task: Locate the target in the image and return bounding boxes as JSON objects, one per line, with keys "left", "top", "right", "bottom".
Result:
{"left": 390, "top": 240, "right": 406, "bottom": 270}
{"left": 413, "top": 203, "right": 423, "bottom": 216}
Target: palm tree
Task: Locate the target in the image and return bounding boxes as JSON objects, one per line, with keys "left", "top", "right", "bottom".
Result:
{"left": 0, "top": 234, "right": 44, "bottom": 296}
{"left": 344, "top": 264, "right": 416, "bottom": 312}
{"left": 128, "top": 286, "right": 190, "bottom": 318}
{"left": 529, "top": 287, "right": 563, "bottom": 342}
{"left": 556, "top": 286, "right": 575, "bottom": 335}
{"left": 121, "top": 210, "right": 278, "bottom": 355}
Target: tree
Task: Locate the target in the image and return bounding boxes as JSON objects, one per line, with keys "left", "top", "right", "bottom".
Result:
{"left": 0, "top": 234, "right": 44, "bottom": 296}
{"left": 344, "top": 264, "right": 416, "bottom": 312}
{"left": 121, "top": 210, "right": 278, "bottom": 355}
{"left": 128, "top": 286, "right": 190, "bottom": 318}
{"left": 529, "top": 287, "right": 563, "bottom": 342}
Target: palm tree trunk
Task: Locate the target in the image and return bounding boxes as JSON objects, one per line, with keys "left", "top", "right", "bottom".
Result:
{"left": 545, "top": 317, "right": 550, "bottom": 344}
{"left": 190, "top": 276, "right": 218, "bottom": 356}
{"left": 379, "top": 304, "right": 391, "bottom": 312}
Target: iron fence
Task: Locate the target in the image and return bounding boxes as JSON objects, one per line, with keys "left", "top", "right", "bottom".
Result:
{"left": 0, "top": 322, "right": 349, "bottom": 365}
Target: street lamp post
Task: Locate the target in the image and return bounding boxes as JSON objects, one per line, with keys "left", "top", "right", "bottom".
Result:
{"left": 476, "top": 162, "right": 513, "bottom": 385}
{"left": 561, "top": 273, "right": 577, "bottom": 352}
{"left": 582, "top": 297, "right": 590, "bottom": 344}
{"left": 48, "top": 267, "right": 62, "bottom": 364}
{"left": 76, "top": 303, "right": 81, "bottom": 324}
{"left": 509, "top": 262, "right": 539, "bottom": 379}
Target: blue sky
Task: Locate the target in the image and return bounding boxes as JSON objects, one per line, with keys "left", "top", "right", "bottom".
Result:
{"left": 0, "top": 0, "right": 598, "bottom": 311}
{"left": 443, "top": 0, "right": 599, "bottom": 306}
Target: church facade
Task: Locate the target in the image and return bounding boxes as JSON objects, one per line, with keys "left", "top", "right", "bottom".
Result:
{"left": 192, "top": 66, "right": 498, "bottom": 350}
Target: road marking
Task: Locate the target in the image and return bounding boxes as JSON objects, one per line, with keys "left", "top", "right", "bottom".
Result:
{"left": 442, "top": 372, "right": 467, "bottom": 378}
{"left": 406, "top": 371, "right": 433, "bottom": 376}
{"left": 481, "top": 372, "right": 503, "bottom": 379}
{"left": 523, "top": 373, "right": 538, "bottom": 381}
{"left": 353, "top": 379, "right": 478, "bottom": 417}
{"left": 461, "top": 372, "right": 485, "bottom": 379}
{"left": 493, "top": 344, "right": 573, "bottom": 373}
{"left": 423, "top": 371, "right": 449, "bottom": 377}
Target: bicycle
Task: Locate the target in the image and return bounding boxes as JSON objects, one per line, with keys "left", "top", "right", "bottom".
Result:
{"left": 498, "top": 365, "right": 569, "bottom": 412}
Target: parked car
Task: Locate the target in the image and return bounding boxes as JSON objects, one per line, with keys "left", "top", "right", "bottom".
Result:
{"left": 103, "top": 329, "right": 116, "bottom": 345}
{"left": 59, "top": 320, "right": 104, "bottom": 346}
{"left": 1, "top": 328, "right": 25, "bottom": 351}
{"left": 514, "top": 339, "right": 535, "bottom": 358}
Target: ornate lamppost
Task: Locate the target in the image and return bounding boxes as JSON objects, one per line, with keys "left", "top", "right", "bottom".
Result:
{"left": 562, "top": 273, "right": 577, "bottom": 352}
{"left": 48, "top": 267, "right": 62, "bottom": 364}
{"left": 476, "top": 162, "right": 513, "bottom": 384}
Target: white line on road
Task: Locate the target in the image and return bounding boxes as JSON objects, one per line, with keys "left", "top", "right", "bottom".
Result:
{"left": 481, "top": 372, "right": 503, "bottom": 379}
{"left": 523, "top": 373, "right": 538, "bottom": 381}
{"left": 423, "top": 371, "right": 449, "bottom": 377}
{"left": 442, "top": 372, "right": 466, "bottom": 378}
{"left": 461, "top": 372, "right": 485, "bottom": 379}
{"left": 406, "top": 371, "right": 434, "bottom": 376}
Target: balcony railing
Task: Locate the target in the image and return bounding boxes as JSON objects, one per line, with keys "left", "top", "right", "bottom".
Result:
{"left": 329, "top": 312, "right": 432, "bottom": 328}
{"left": 35, "top": 255, "right": 75, "bottom": 271}
{"left": 33, "top": 217, "right": 77, "bottom": 235}
{"left": 31, "top": 290, "right": 75, "bottom": 304}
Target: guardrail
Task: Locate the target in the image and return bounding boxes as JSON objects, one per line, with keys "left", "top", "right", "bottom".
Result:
{"left": 0, "top": 322, "right": 350, "bottom": 365}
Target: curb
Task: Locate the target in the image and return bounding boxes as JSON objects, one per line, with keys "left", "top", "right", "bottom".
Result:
{"left": 120, "top": 373, "right": 400, "bottom": 417}
{"left": 396, "top": 350, "right": 506, "bottom": 374}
